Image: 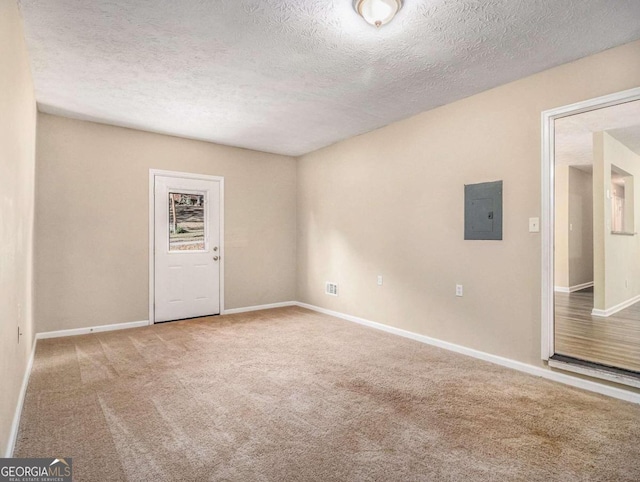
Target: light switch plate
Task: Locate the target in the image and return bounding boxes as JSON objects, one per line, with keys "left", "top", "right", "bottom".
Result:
{"left": 529, "top": 217, "right": 540, "bottom": 233}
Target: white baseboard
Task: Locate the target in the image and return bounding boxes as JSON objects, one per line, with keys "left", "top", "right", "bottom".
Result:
{"left": 5, "top": 338, "right": 37, "bottom": 457}
{"left": 295, "top": 302, "right": 640, "bottom": 405}
{"left": 554, "top": 281, "right": 593, "bottom": 293}
{"left": 592, "top": 294, "right": 640, "bottom": 318}
{"left": 36, "top": 320, "right": 149, "bottom": 340}
{"left": 223, "top": 301, "right": 297, "bottom": 315}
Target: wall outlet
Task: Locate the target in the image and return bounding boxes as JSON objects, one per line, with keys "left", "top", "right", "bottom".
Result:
{"left": 456, "top": 284, "right": 463, "bottom": 297}
{"left": 325, "top": 282, "right": 338, "bottom": 296}
{"left": 377, "top": 275, "right": 383, "bottom": 286}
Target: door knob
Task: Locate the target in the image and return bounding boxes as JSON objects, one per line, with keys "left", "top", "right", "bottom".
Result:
{"left": 213, "top": 256, "right": 219, "bottom": 261}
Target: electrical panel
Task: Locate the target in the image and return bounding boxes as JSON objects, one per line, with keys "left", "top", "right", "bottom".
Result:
{"left": 464, "top": 180, "right": 503, "bottom": 240}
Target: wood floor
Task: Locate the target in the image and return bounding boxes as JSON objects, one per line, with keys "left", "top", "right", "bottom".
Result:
{"left": 555, "top": 287, "right": 640, "bottom": 373}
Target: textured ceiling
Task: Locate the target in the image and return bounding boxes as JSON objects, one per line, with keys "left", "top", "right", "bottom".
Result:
{"left": 18, "top": 0, "right": 640, "bottom": 156}
{"left": 555, "top": 100, "right": 640, "bottom": 166}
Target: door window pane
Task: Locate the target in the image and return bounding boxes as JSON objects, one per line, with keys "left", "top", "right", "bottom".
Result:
{"left": 168, "top": 192, "right": 205, "bottom": 251}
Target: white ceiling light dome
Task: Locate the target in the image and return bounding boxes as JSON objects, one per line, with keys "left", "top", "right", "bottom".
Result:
{"left": 354, "top": 0, "right": 403, "bottom": 28}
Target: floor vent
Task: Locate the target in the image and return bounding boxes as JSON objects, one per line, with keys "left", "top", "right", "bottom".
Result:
{"left": 325, "top": 282, "right": 338, "bottom": 296}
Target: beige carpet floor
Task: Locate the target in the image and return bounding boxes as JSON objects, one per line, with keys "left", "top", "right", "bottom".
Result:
{"left": 15, "top": 307, "right": 640, "bottom": 481}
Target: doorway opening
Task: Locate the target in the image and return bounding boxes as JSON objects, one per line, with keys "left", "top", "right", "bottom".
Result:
{"left": 149, "top": 169, "right": 224, "bottom": 323}
{"left": 542, "top": 88, "right": 640, "bottom": 388}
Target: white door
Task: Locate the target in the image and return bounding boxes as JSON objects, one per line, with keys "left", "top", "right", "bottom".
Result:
{"left": 154, "top": 175, "right": 221, "bottom": 322}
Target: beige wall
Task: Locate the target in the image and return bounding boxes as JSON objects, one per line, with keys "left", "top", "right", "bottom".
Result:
{"left": 555, "top": 166, "right": 594, "bottom": 290}
{"left": 35, "top": 114, "right": 297, "bottom": 332}
{"left": 297, "top": 40, "right": 640, "bottom": 367}
{"left": 568, "top": 167, "right": 594, "bottom": 287}
{"left": 593, "top": 131, "right": 640, "bottom": 311}
{"left": 0, "top": 0, "right": 37, "bottom": 456}
{"left": 554, "top": 165, "right": 570, "bottom": 289}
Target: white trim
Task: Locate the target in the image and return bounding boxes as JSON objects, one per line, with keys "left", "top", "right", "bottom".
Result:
{"left": 5, "top": 339, "right": 37, "bottom": 457}
{"left": 296, "top": 302, "right": 640, "bottom": 405}
{"left": 549, "top": 359, "right": 640, "bottom": 389}
{"left": 541, "top": 104, "right": 554, "bottom": 360}
{"left": 568, "top": 281, "right": 593, "bottom": 292}
{"left": 541, "top": 87, "right": 640, "bottom": 361}
{"left": 591, "top": 293, "right": 640, "bottom": 317}
{"left": 223, "top": 301, "right": 297, "bottom": 315}
{"left": 554, "top": 281, "right": 594, "bottom": 293}
{"left": 36, "top": 320, "right": 149, "bottom": 340}
{"left": 148, "top": 172, "right": 155, "bottom": 326}
{"left": 148, "top": 169, "right": 225, "bottom": 323}
{"left": 219, "top": 179, "right": 225, "bottom": 315}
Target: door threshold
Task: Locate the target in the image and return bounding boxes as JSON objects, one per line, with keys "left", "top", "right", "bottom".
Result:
{"left": 154, "top": 313, "right": 220, "bottom": 324}
{"left": 549, "top": 355, "right": 640, "bottom": 389}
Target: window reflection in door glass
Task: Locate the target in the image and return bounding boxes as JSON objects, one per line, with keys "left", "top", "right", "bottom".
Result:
{"left": 169, "top": 192, "right": 205, "bottom": 251}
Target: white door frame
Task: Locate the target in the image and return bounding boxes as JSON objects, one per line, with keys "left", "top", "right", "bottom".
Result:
{"left": 541, "top": 87, "right": 640, "bottom": 360}
{"left": 149, "top": 169, "right": 225, "bottom": 324}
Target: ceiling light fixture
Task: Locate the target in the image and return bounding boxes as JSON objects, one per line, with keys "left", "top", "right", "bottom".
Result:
{"left": 353, "top": 0, "right": 403, "bottom": 28}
